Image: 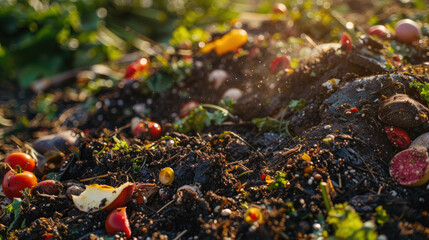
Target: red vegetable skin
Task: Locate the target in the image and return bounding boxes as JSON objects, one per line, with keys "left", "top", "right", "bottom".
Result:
{"left": 132, "top": 122, "right": 146, "bottom": 137}
{"left": 105, "top": 207, "right": 132, "bottom": 239}
{"left": 395, "top": 19, "right": 420, "bottom": 43}
{"left": 148, "top": 121, "right": 162, "bottom": 139}
{"left": 125, "top": 58, "right": 149, "bottom": 79}
{"left": 389, "top": 146, "right": 429, "bottom": 186}
{"left": 4, "top": 152, "right": 36, "bottom": 172}
{"left": 2, "top": 170, "right": 38, "bottom": 199}
{"left": 31, "top": 180, "right": 62, "bottom": 196}
{"left": 367, "top": 25, "right": 390, "bottom": 39}
{"left": 384, "top": 126, "right": 411, "bottom": 149}
{"left": 270, "top": 56, "right": 290, "bottom": 74}
{"left": 340, "top": 33, "right": 352, "bottom": 52}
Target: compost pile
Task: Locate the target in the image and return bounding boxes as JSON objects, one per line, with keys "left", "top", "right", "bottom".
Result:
{"left": 1, "top": 4, "right": 429, "bottom": 240}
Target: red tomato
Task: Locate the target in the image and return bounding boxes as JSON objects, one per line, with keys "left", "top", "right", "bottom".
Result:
{"left": 2, "top": 170, "right": 38, "bottom": 199}
{"left": 125, "top": 58, "right": 149, "bottom": 79}
{"left": 4, "top": 152, "right": 36, "bottom": 172}
{"left": 105, "top": 207, "right": 131, "bottom": 239}
{"left": 148, "top": 121, "right": 162, "bottom": 139}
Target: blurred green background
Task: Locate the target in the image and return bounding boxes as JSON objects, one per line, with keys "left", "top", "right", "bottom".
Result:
{"left": 0, "top": 0, "right": 244, "bottom": 87}
{"left": 0, "top": 0, "right": 427, "bottom": 87}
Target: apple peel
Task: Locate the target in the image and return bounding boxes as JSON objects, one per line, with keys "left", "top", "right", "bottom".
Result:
{"left": 72, "top": 182, "right": 135, "bottom": 212}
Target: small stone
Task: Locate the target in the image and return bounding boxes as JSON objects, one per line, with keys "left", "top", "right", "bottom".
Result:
{"left": 323, "top": 125, "right": 332, "bottom": 130}
{"left": 221, "top": 209, "right": 232, "bottom": 216}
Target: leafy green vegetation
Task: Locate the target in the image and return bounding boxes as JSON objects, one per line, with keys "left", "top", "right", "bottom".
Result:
{"left": 267, "top": 171, "right": 289, "bottom": 190}
{"left": 3, "top": 200, "right": 23, "bottom": 232}
{"left": 327, "top": 203, "right": 377, "bottom": 240}
{"left": 174, "top": 102, "right": 234, "bottom": 133}
{"left": 112, "top": 136, "right": 130, "bottom": 151}
{"left": 0, "top": 0, "right": 239, "bottom": 86}
{"left": 288, "top": 98, "right": 306, "bottom": 111}
{"left": 410, "top": 80, "right": 429, "bottom": 103}
{"left": 252, "top": 117, "right": 290, "bottom": 136}
{"left": 375, "top": 206, "right": 389, "bottom": 225}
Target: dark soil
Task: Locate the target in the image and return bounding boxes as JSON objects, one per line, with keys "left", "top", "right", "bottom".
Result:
{"left": 1, "top": 4, "right": 429, "bottom": 240}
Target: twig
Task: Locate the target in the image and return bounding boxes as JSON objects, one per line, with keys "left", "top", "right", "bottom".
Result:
{"left": 31, "top": 68, "right": 83, "bottom": 93}
{"left": 156, "top": 199, "right": 175, "bottom": 214}
{"left": 229, "top": 131, "right": 265, "bottom": 159}
{"left": 124, "top": 26, "right": 168, "bottom": 56}
{"left": 79, "top": 173, "right": 114, "bottom": 182}
{"left": 326, "top": 9, "right": 357, "bottom": 40}
{"left": 173, "top": 230, "right": 188, "bottom": 240}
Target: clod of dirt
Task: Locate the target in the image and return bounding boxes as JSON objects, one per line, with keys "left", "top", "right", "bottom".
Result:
{"left": 378, "top": 94, "right": 429, "bottom": 129}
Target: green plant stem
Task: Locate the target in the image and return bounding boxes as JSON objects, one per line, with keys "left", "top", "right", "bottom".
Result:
{"left": 200, "top": 104, "right": 234, "bottom": 118}
{"left": 238, "top": 170, "right": 254, "bottom": 177}
{"left": 320, "top": 181, "right": 333, "bottom": 212}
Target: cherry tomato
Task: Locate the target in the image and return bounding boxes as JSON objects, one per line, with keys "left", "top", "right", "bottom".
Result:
{"left": 2, "top": 170, "right": 38, "bottom": 199}
{"left": 148, "top": 121, "right": 162, "bottom": 139}
{"left": 4, "top": 152, "right": 36, "bottom": 172}
{"left": 125, "top": 58, "right": 149, "bottom": 79}
{"left": 105, "top": 207, "right": 131, "bottom": 239}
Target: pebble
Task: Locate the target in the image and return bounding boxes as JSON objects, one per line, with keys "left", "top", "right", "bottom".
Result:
{"left": 221, "top": 209, "right": 232, "bottom": 216}
{"left": 323, "top": 125, "right": 331, "bottom": 130}
{"left": 214, "top": 206, "right": 221, "bottom": 213}
{"left": 390, "top": 190, "right": 398, "bottom": 197}
{"left": 377, "top": 235, "right": 388, "bottom": 240}
{"left": 313, "top": 223, "right": 321, "bottom": 230}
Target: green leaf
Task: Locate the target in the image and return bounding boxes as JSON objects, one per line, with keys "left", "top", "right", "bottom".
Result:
{"left": 3, "top": 199, "right": 22, "bottom": 232}
{"left": 288, "top": 98, "right": 306, "bottom": 111}
{"left": 148, "top": 71, "right": 174, "bottom": 93}
{"left": 174, "top": 106, "right": 212, "bottom": 133}
{"left": 375, "top": 205, "right": 388, "bottom": 225}
{"left": 252, "top": 117, "right": 290, "bottom": 136}
{"left": 174, "top": 104, "right": 231, "bottom": 133}
{"left": 267, "top": 171, "right": 289, "bottom": 190}
{"left": 368, "top": 16, "right": 379, "bottom": 26}
{"left": 326, "top": 203, "right": 378, "bottom": 240}
{"left": 413, "top": 0, "right": 427, "bottom": 10}
{"left": 112, "top": 136, "right": 130, "bottom": 151}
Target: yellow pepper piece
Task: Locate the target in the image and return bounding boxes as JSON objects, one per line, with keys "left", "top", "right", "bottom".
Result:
{"left": 301, "top": 153, "right": 311, "bottom": 161}
{"left": 200, "top": 42, "right": 216, "bottom": 54}
{"left": 244, "top": 207, "right": 264, "bottom": 225}
{"left": 201, "top": 29, "right": 248, "bottom": 56}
